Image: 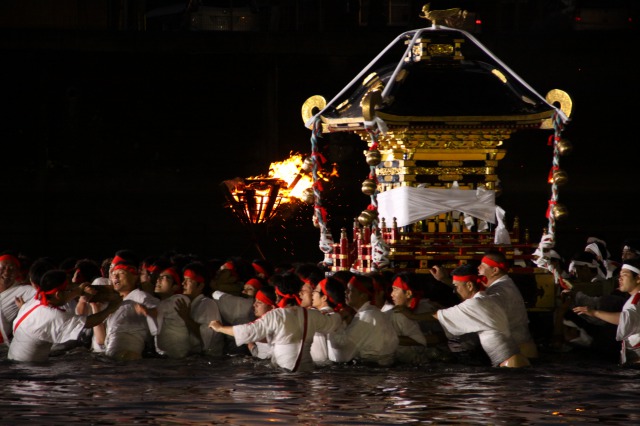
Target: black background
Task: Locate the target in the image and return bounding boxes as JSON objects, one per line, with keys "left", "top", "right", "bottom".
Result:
{"left": 1, "top": 2, "right": 638, "bottom": 265}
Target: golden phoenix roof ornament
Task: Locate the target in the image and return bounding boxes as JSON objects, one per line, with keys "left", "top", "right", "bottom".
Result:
{"left": 419, "top": 3, "right": 461, "bottom": 26}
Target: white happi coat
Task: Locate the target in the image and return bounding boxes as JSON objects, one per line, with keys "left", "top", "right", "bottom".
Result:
{"left": 484, "top": 275, "right": 533, "bottom": 345}
{"left": 212, "top": 291, "right": 255, "bottom": 325}
{"left": 387, "top": 309, "right": 427, "bottom": 346}
{"left": 190, "top": 294, "right": 224, "bottom": 357}
{"left": 234, "top": 305, "right": 342, "bottom": 372}
{"left": 1, "top": 284, "right": 36, "bottom": 345}
{"left": 617, "top": 292, "right": 640, "bottom": 364}
{"left": 328, "top": 301, "right": 399, "bottom": 366}
{"left": 104, "top": 288, "right": 159, "bottom": 359}
{"left": 8, "top": 298, "right": 86, "bottom": 362}
{"left": 310, "top": 306, "right": 341, "bottom": 366}
{"left": 155, "top": 294, "right": 191, "bottom": 359}
{"left": 249, "top": 341, "right": 273, "bottom": 360}
{"left": 386, "top": 307, "right": 427, "bottom": 365}
{"left": 437, "top": 291, "right": 517, "bottom": 366}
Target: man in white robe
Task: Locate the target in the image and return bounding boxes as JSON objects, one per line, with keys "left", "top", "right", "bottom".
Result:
{"left": 0, "top": 253, "right": 36, "bottom": 348}
{"left": 574, "top": 259, "right": 640, "bottom": 365}
{"left": 479, "top": 251, "right": 538, "bottom": 359}
{"left": 104, "top": 257, "right": 159, "bottom": 361}
{"left": 9, "top": 270, "right": 120, "bottom": 362}
{"left": 328, "top": 274, "right": 398, "bottom": 366}
{"left": 211, "top": 296, "right": 341, "bottom": 371}
{"left": 176, "top": 263, "right": 225, "bottom": 357}
{"left": 435, "top": 263, "right": 529, "bottom": 367}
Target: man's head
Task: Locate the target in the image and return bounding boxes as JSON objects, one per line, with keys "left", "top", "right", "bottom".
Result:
{"left": 155, "top": 266, "right": 182, "bottom": 298}
{"left": 451, "top": 263, "right": 484, "bottom": 300}
{"left": 182, "top": 262, "right": 210, "bottom": 300}
{"left": 618, "top": 258, "right": 640, "bottom": 295}
{"left": 295, "top": 262, "right": 324, "bottom": 309}
{"left": 72, "top": 258, "right": 101, "bottom": 285}
{"left": 242, "top": 278, "right": 264, "bottom": 298}
{"left": 111, "top": 261, "right": 140, "bottom": 296}
{"left": 478, "top": 250, "right": 509, "bottom": 284}
{"left": 37, "top": 269, "right": 76, "bottom": 306}
{"left": 28, "top": 257, "right": 56, "bottom": 289}
{"left": 274, "top": 272, "right": 303, "bottom": 308}
{"left": 571, "top": 251, "right": 599, "bottom": 282}
{"left": 313, "top": 277, "right": 346, "bottom": 311}
{"left": 390, "top": 271, "right": 421, "bottom": 309}
{"left": 346, "top": 274, "right": 374, "bottom": 311}
{"left": 622, "top": 239, "right": 640, "bottom": 262}
{"left": 0, "top": 252, "right": 21, "bottom": 292}
{"left": 253, "top": 285, "right": 277, "bottom": 318}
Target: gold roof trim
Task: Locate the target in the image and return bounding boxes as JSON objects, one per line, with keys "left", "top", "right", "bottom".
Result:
{"left": 321, "top": 110, "right": 554, "bottom": 127}
{"left": 375, "top": 111, "right": 555, "bottom": 124}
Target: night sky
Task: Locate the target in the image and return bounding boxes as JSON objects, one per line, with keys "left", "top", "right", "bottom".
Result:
{"left": 1, "top": 21, "right": 639, "bottom": 265}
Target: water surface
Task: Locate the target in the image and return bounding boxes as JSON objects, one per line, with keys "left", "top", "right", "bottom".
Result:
{"left": 1, "top": 349, "right": 637, "bottom": 425}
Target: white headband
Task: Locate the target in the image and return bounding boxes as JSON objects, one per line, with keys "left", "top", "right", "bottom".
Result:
{"left": 573, "top": 260, "right": 597, "bottom": 269}
{"left": 585, "top": 243, "right": 602, "bottom": 259}
{"left": 624, "top": 246, "right": 640, "bottom": 255}
{"left": 622, "top": 264, "right": 640, "bottom": 275}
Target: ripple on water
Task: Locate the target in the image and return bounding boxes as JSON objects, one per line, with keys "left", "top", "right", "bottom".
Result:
{"left": 2, "top": 348, "right": 640, "bottom": 424}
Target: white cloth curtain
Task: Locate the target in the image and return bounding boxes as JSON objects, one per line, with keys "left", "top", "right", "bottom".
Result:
{"left": 376, "top": 184, "right": 496, "bottom": 228}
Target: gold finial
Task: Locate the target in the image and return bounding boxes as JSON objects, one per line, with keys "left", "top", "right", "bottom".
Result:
{"left": 301, "top": 95, "right": 327, "bottom": 127}
{"left": 419, "top": 3, "right": 461, "bottom": 26}
{"left": 540, "top": 89, "right": 573, "bottom": 129}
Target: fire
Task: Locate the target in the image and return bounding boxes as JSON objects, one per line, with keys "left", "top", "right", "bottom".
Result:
{"left": 267, "top": 154, "right": 312, "bottom": 202}
{"left": 222, "top": 152, "right": 337, "bottom": 227}
{"left": 246, "top": 152, "right": 334, "bottom": 204}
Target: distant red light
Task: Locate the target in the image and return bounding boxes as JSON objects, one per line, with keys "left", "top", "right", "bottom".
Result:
{"left": 475, "top": 19, "right": 482, "bottom": 25}
{"left": 575, "top": 17, "right": 582, "bottom": 22}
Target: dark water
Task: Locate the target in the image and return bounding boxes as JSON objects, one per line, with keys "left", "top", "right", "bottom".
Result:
{"left": 2, "top": 348, "right": 638, "bottom": 425}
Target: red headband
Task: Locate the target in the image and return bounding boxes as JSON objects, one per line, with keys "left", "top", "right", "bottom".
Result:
{"left": 222, "top": 261, "right": 237, "bottom": 277}
{"left": 452, "top": 274, "right": 477, "bottom": 282}
{"left": 184, "top": 269, "right": 204, "bottom": 284}
{"left": 113, "top": 263, "right": 138, "bottom": 275}
{"left": 255, "top": 290, "right": 276, "bottom": 307}
{"left": 275, "top": 286, "right": 301, "bottom": 308}
{"left": 245, "top": 278, "right": 262, "bottom": 290}
{"left": 392, "top": 276, "right": 410, "bottom": 291}
{"left": 391, "top": 276, "right": 419, "bottom": 310}
{"left": 0, "top": 254, "right": 20, "bottom": 268}
{"left": 349, "top": 275, "right": 374, "bottom": 303}
{"left": 35, "top": 279, "right": 69, "bottom": 307}
{"left": 160, "top": 267, "right": 182, "bottom": 287}
{"left": 452, "top": 274, "right": 487, "bottom": 288}
{"left": 142, "top": 262, "right": 158, "bottom": 274}
{"left": 111, "top": 255, "right": 125, "bottom": 266}
{"left": 252, "top": 262, "right": 269, "bottom": 278}
{"left": 481, "top": 256, "right": 508, "bottom": 271}
{"left": 318, "top": 279, "right": 344, "bottom": 312}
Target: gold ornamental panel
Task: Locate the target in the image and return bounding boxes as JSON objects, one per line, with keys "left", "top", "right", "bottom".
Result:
{"left": 375, "top": 166, "right": 497, "bottom": 176}
{"left": 378, "top": 149, "right": 507, "bottom": 162}
{"left": 363, "top": 129, "right": 515, "bottom": 151}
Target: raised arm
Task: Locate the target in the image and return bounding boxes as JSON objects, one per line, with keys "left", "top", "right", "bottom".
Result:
{"left": 573, "top": 306, "right": 621, "bottom": 325}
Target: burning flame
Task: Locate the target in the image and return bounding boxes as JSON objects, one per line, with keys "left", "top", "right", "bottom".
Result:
{"left": 268, "top": 154, "right": 312, "bottom": 202}
{"left": 223, "top": 152, "right": 338, "bottom": 226}
{"left": 246, "top": 152, "right": 335, "bottom": 203}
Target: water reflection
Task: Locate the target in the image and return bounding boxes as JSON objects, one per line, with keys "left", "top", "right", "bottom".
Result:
{"left": 1, "top": 349, "right": 639, "bottom": 425}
